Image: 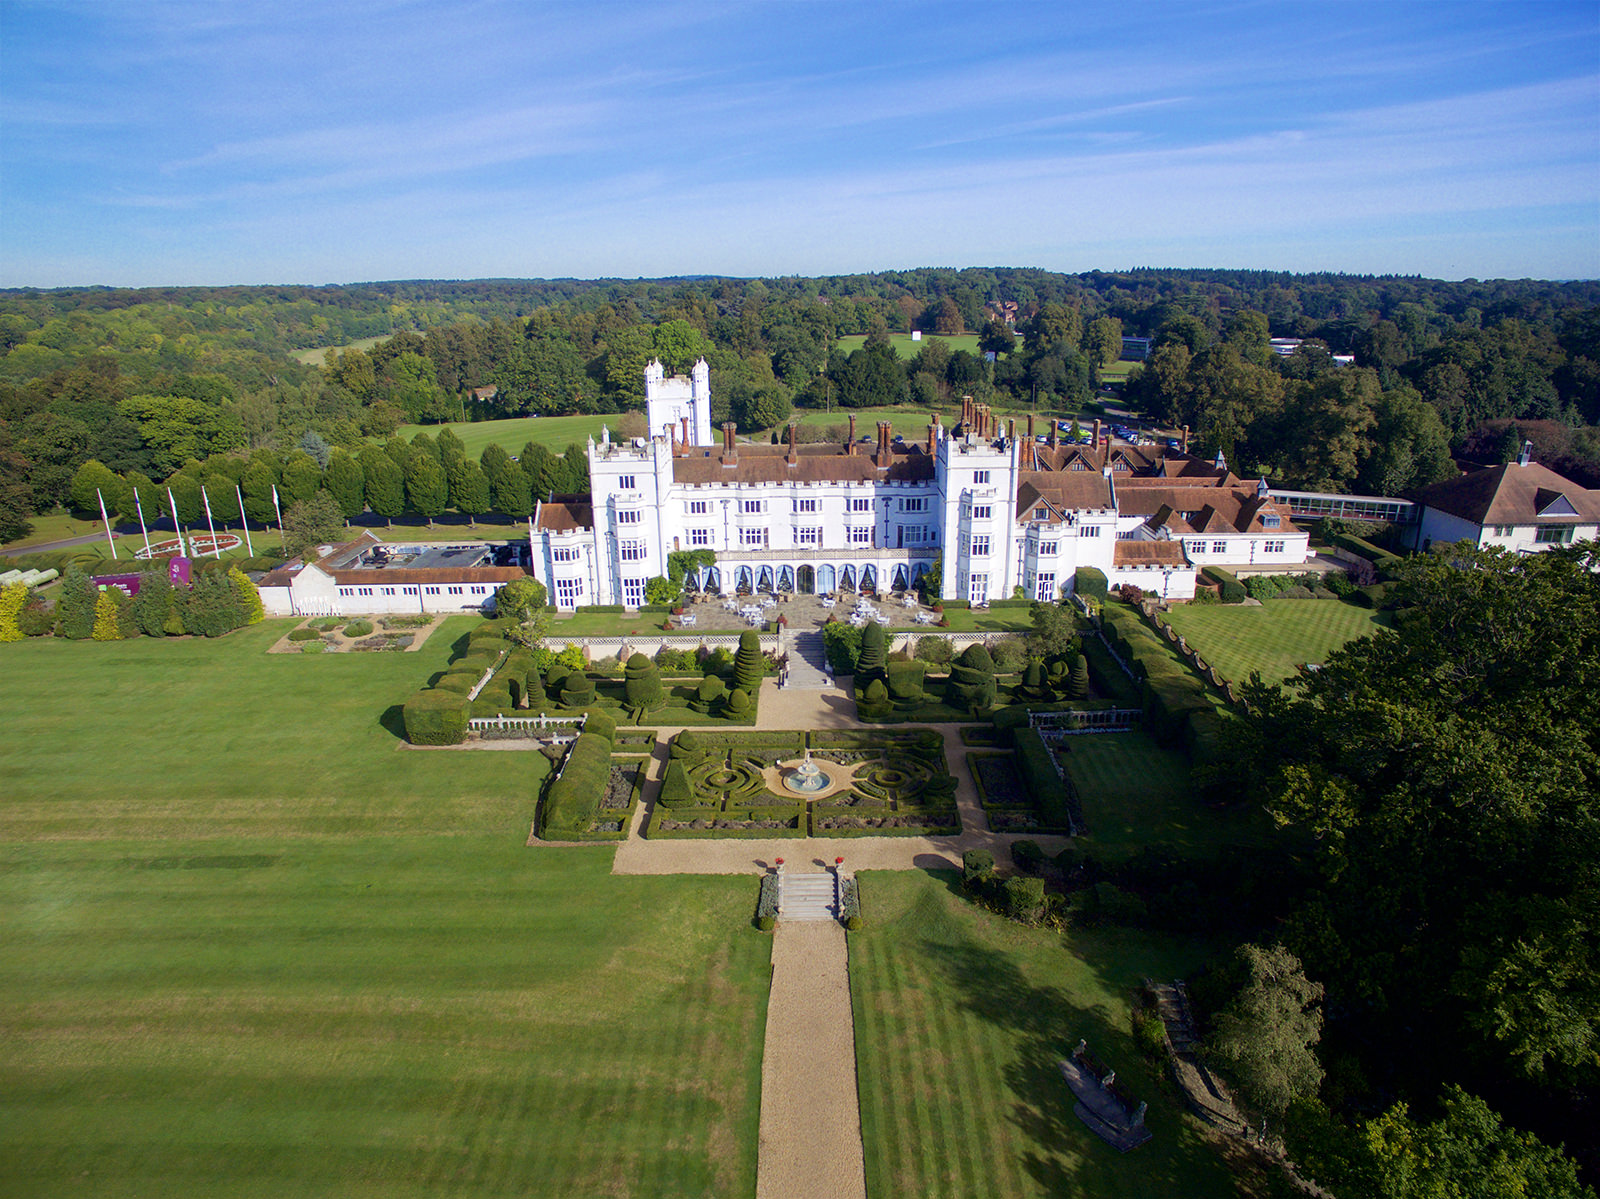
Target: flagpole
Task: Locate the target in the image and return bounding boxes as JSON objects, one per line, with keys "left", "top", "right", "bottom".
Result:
{"left": 235, "top": 483, "right": 254, "bottom": 556}
{"left": 201, "top": 487, "right": 222, "bottom": 558}
{"left": 271, "top": 484, "right": 284, "bottom": 537}
{"left": 134, "top": 487, "right": 152, "bottom": 557}
{"left": 96, "top": 488, "right": 118, "bottom": 560}
{"left": 167, "top": 487, "right": 188, "bottom": 557}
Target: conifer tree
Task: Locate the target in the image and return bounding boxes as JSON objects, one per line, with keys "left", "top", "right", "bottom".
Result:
{"left": 92, "top": 590, "right": 122, "bottom": 640}
{"left": 56, "top": 565, "right": 98, "bottom": 640}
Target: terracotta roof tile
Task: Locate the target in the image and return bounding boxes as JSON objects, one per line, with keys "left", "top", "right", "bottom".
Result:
{"left": 1416, "top": 461, "right": 1600, "bottom": 526}
{"left": 1114, "top": 541, "right": 1190, "bottom": 567}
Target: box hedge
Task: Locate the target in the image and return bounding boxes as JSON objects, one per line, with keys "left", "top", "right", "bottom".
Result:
{"left": 1199, "top": 566, "right": 1246, "bottom": 603}
{"left": 580, "top": 706, "right": 617, "bottom": 742}
{"left": 403, "top": 689, "right": 471, "bottom": 745}
{"left": 540, "top": 733, "right": 615, "bottom": 834}
{"left": 1074, "top": 566, "right": 1108, "bottom": 601}
{"left": 1014, "top": 727, "right": 1075, "bottom": 831}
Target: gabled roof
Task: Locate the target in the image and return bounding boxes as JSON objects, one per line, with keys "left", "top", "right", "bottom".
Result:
{"left": 1120, "top": 485, "right": 1295, "bottom": 535}
{"left": 1416, "top": 461, "right": 1600, "bottom": 526}
{"left": 1014, "top": 473, "right": 1114, "bottom": 520}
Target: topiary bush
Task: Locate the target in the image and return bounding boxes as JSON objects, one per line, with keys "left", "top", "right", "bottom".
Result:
{"left": 734, "top": 630, "right": 764, "bottom": 695}
{"left": 342, "top": 619, "right": 374, "bottom": 637}
{"left": 693, "top": 674, "right": 726, "bottom": 714}
{"left": 962, "top": 849, "right": 995, "bottom": 886}
{"left": 402, "top": 689, "right": 470, "bottom": 745}
{"left": 1004, "top": 875, "right": 1046, "bottom": 923}
{"left": 1200, "top": 566, "right": 1246, "bottom": 603}
{"left": 541, "top": 733, "right": 613, "bottom": 834}
{"left": 726, "top": 687, "right": 752, "bottom": 716}
{"left": 623, "top": 652, "right": 666, "bottom": 714}
{"left": 559, "top": 672, "right": 596, "bottom": 708}
{"left": 287, "top": 627, "right": 321, "bottom": 642}
{"left": 1074, "top": 566, "right": 1108, "bottom": 602}
{"left": 670, "top": 729, "right": 706, "bottom": 762}
{"left": 1011, "top": 839, "right": 1045, "bottom": 874}
{"left": 658, "top": 758, "right": 696, "bottom": 807}
{"left": 580, "top": 705, "right": 617, "bottom": 742}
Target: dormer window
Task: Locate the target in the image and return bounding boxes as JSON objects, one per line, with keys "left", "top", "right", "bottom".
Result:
{"left": 1263, "top": 514, "right": 1281, "bottom": 529}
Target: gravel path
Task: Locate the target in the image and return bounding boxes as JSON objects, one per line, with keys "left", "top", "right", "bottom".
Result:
{"left": 756, "top": 921, "right": 866, "bottom": 1199}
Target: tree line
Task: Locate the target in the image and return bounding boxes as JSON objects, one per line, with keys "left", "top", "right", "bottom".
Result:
{"left": 3, "top": 269, "right": 1597, "bottom": 541}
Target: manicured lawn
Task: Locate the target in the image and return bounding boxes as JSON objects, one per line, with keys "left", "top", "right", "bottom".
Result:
{"left": 837, "top": 332, "right": 985, "bottom": 360}
{"left": 2, "top": 509, "right": 116, "bottom": 554}
{"left": 0, "top": 622, "right": 771, "bottom": 1196}
{"left": 936, "top": 607, "right": 1033, "bottom": 633}
{"left": 391, "top": 413, "right": 612, "bottom": 459}
{"left": 0, "top": 616, "right": 525, "bottom": 841}
{"left": 0, "top": 842, "right": 769, "bottom": 1198}
{"left": 1063, "top": 731, "right": 1271, "bottom": 861}
{"left": 1163, "top": 598, "right": 1390, "bottom": 685}
{"left": 851, "top": 871, "right": 1238, "bottom": 1199}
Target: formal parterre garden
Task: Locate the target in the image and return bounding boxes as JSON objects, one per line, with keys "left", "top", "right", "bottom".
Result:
{"left": 646, "top": 728, "right": 961, "bottom": 839}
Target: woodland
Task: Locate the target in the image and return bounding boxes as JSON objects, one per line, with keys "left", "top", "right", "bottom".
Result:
{"left": 2, "top": 268, "right": 1598, "bottom": 542}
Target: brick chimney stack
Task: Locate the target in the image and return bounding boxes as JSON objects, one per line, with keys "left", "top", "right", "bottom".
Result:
{"left": 1027, "top": 413, "right": 1036, "bottom": 440}
{"left": 1093, "top": 418, "right": 1102, "bottom": 448}
{"left": 680, "top": 416, "right": 689, "bottom": 450}
{"left": 875, "top": 421, "right": 892, "bottom": 466}
{"left": 721, "top": 422, "right": 738, "bottom": 466}
{"left": 786, "top": 422, "right": 797, "bottom": 465}
{"left": 847, "top": 413, "right": 857, "bottom": 455}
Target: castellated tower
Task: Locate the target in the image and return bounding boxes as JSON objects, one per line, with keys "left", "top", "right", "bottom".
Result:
{"left": 644, "top": 358, "right": 713, "bottom": 447}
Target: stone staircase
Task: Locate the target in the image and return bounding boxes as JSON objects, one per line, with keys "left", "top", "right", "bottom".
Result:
{"left": 784, "top": 630, "right": 832, "bottom": 690}
{"left": 777, "top": 871, "right": 837, "bottom": 922}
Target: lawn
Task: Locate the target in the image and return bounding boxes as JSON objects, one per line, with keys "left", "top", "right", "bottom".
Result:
{"left": 1063, "top": 731, "right": 1271, "bottom": 861}
{"left": 0, "top": 616, "right": 525, "bottom": 841}
{"left": 0, "top": 622, "right": 771, "bottom": 1197}
{"left": 391, "top": 413, "right": 612, "bottom": 460}
{"left": 1, "top": 843, "right": 769, "bottom": 1199}
{"left": 1163, "top": 598, "right": 1390, "bottom": 685}
{"left": 2, "top": 509, "right": 117, "bottom": 554}
{"left": 851, "top": 870, "right": 1240, "bottom": 1199}
{"left": 288, "top": 335, "right": 390, "bottom": 365}
{"left": 837, "top": 332, "right": 986, "bottom": 360}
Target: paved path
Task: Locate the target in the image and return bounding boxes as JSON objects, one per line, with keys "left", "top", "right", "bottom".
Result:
{"left": 608, "top": 679, "right": 1071, "bottom": 875}
{"left": 756, "top": 921, "right": 866, "bottom": 1199}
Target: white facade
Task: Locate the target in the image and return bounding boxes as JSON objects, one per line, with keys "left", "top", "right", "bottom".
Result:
{"left": 528, "top": 384, "right": 1308, "bottom": 612}
{"left": 644, "top": 358, "right": 713, "bottom": 447}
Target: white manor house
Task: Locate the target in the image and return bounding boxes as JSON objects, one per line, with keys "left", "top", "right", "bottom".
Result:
{"left": 259, "top": 360, "right": 1309, "bottom": 617}
{"left": 525, "top": 361, "right": 1308, "bottom": 610}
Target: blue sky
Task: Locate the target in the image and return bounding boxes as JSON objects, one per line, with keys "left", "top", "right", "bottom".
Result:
{"left": 3, "top": 0, "right": 1597, "bottom": 286}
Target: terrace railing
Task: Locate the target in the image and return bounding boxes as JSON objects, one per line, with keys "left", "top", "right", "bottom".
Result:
{"left": 1030, "top": 708, "right": 1141, "bottom": 734}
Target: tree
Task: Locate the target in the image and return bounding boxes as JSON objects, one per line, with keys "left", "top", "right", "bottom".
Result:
{"left": 322, "top": 452, "right": 365, "bottom": 521}
{"left": 91, "top": 589, "right": 122, "bottom": 641}
{"left": 280, "top": 451, "right": 323, "bottom": 504}
{"left": 737, "top": 384, "right": 792, "bottom": 433}
{"left": 363, "top": 453, "right": 405, "bottom": 526}
{"left": 1231, "top": 544, "right": 1600, "bottom": 1096}
{"left": 131, "top": 570, "right": 172, "bottom": 637}
{"left": 69, "top": 459, "right": 123, "bottom": 516}
{"left": 494, "top": 577, "right": 547, "bottom": 622}
{"left": 229, "top": 566, "right": 265, "bottom": 624}
{"left": 404, "top": 452, "right": 448, "bottom": 525}
{"left": 652, "top": 319, "right": 712, "bottom": 374}
{"left": 979, "top": 318, "right": 1016, "bottom": 358}
{"left": 1208, "top": 943, "right": 1324, "bottom": 1118}
{"left": 281, "top": 491, "right": 349, "bottom": 559}
{"left": 298, "top": 430, "right": 332, "bottom": 469}
{"left": 55, "top": 565, "right": 98, "bottom": 639}
{"left": 452, "top": 459, "right": 491, "bottom": 526}
{"left": 1027, "top": 600, "right": 1079, "bottom": 661}
{"left": 1291, "top": 1087, "right": 1592, "bottom": 1199}
{"left": 1086, "top": 316, "right": 1123, "bottom": 370}
{"left": 644, "top": 575, "right": 681, "bottom": 606}
{"left": 490, "top": 461, "right": 533, "bottom": 519}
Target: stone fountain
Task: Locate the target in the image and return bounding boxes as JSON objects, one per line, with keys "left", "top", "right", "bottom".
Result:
{"left": 783, "top": 748, "right": 832, "bottom": 795}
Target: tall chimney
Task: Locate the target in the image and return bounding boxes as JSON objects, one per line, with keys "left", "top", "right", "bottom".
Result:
{"left": 680, "top": 416, "right": 689, "bottom": 450}
{"left": 1049, "top": 418, "right": 1058, "bottom": 449}
{"left": 1007, "top": 418, "right": 1016, "bottom": 443}
{"left": 1027, "top": 413, "right": 1036, "bottom": 440}
{"left": 1181, "top": 424, "right": 1190, "bottom": 453}
{"left": 721, "top": 422, "right": 737, "bottom": 465}
{"left": 876, "top": 421, "right": 892, "bottom": 466}
{"left": 927, "top": 422, "right": 937, "bottom": 455}
{"left": 667, "top": 422, "right": 677, "bottom": 454}
{"left": 847, "top": 413, "right": 857, "bottom": 454}
{"left": 786, "top": 422, "right": 797, "bottom": 465}
{"left": 1093, "top": 418, "right": 1102, "bottom": 448}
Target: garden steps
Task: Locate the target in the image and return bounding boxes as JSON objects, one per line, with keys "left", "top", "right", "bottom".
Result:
{"left": 776, "top": 871, "right": 837, "bottom": 922}
{"left": 784, "top": 631, "right": 832, "bottom": 690}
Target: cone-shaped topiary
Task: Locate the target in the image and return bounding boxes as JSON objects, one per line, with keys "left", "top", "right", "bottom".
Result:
{"left": 734, "top": 630, "right": 763, "bottom": 695}
{"left": 659, "top": 758, "right": 695, "bottom": 806}
{"left": 1066, "top": 655, "right": 1090, "bottom": 699}
{"left": 856, "top": 620, "right": 888, "bottom": 682}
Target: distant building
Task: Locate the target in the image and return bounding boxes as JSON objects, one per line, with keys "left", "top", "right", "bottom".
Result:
{"left": 1120, "top": 336, "right": 1153, "bottom": 361}
{"left": 1411, "top": 443, "right": 1600, "bottom": 554}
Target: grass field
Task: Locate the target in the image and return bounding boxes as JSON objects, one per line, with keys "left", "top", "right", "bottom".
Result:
{"left": 0, "top": 622, "right": 770, "bottom": 1197}
{"left": 1063, "top": 731, "right": 1272, "bottom": 861}
{"left": 837, "top": 332, "right": 989, "bottom": 360}
{"left": 1163, "top": 598, "right": 1390, "bottom": 685}
{"left": 392, "top": 413, "right": 613, "bottom": 459}
{"left": 0, "top": 617, "right": 524, "bottom": 841}
{"left": 289, "top": 335, "right": 389, "bottom": 365}
{"left": 851, "top": 871, "right": 1238, "bottom": 1199}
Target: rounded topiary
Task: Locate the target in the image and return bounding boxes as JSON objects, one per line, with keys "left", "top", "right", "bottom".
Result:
{"left": 342, "top": 619, "right": 374, "bottom": 638}
{"left": 671, "top": 730, "right": 705, "bottom": 760}
{"left": 757, "top": 915, "right": 776, "bottom": 932}
{"left": 958, "top": 643, "right": 996, "bottom": 673}
{"left": 864, "top": 678, "right": 888, "bottom": 704}
{"left": 845, "top": 915, "right": 862, "bottom": 931}
{"left": 694, "top": 674, "right": 726, "bottom": 713}
{"left": 726, "top": 687, "right": 752, "bottom": 715}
